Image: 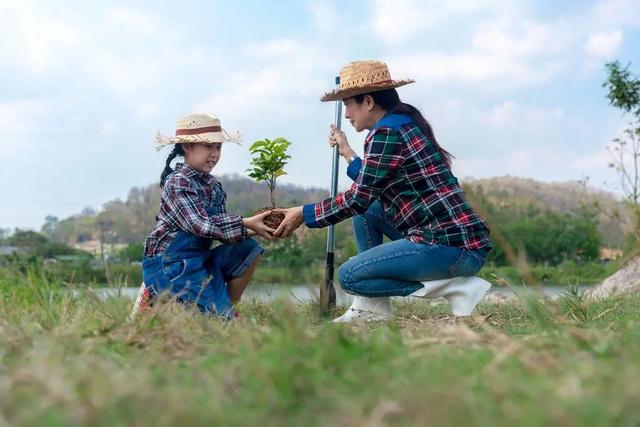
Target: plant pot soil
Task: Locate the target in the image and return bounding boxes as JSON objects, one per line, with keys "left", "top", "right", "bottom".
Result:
{"left": 255, "top": 208, "right": 286, "bottom": 229}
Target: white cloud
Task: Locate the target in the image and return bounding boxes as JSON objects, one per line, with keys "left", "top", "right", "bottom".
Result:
{"left": 484, "top": 102, "right": 567, "bottom": 132}
{"left": 386, "top": 15, "right": 577, "bottom": 89}
{"left": 591, "top": 0, "right": 640, "bottom": 28}
{"left": 104, "top": 6, "right": 165, "bottom": 37}
{"left": 0, "top": 99, "right": 50, "bottom": 158}
{"left": 195, "top": 39, "right": 334, "bottom": 120}
{"left": 585, "top": 29, "right": 623, "bottom": 60}
{"left": 0, "top": 1, "right": 83, "bottom": 73}
{"left": 390, "top": 50, "right": 564, "bottom": 88}
{"left": 471, "top": 20, "right": 573, "bottom": 57}
{"left": 371, "top": 0, "right": 509, "bottom": 45}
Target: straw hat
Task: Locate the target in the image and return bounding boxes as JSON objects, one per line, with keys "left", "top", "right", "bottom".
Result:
{"left": 155, "top": 113, "right": 242, "bottom": 148}
{"left": 320, "top": 60, "right": 415, "bottom": 102}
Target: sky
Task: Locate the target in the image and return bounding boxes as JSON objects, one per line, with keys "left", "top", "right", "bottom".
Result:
{"left": 1, "top": 0, "right": 640, "bottom": 230}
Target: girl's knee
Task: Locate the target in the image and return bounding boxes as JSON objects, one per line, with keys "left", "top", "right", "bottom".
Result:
{"left": 243, "top": 237, "right": 261, "bottom": 251}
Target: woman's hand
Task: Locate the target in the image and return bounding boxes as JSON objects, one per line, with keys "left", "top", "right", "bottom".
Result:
{"left": 328, "top": 124, "right": 356, "bottom": 161}
{"left": 273, "top": 206, "right": 304, "bottom": 238}
{"left": 242, "top": 211, "right": 276, "bottom": 240}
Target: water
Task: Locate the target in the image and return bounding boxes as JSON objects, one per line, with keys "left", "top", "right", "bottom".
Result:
{"left": 85, "top": 283, "right": 592, "bottom": 304}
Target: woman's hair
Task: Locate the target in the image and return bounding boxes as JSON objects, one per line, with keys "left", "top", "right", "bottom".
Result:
{"left": 160, "top": 144, "right": 185, "bottom": 187}
{"left": 353, "top": 89, "right": 454, "bottom": 167}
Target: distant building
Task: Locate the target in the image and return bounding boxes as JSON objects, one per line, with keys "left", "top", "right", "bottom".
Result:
{"left": 72, "top": 240, "right": 127, "bottom": 258}
{"left": 599, "top": 247, "right": 623, "bottom": 262}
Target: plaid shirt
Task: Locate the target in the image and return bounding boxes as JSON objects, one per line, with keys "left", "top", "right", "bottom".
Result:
{"left": 144, "top": 163, "right": 247, "bottom": 256}
{"left": 303, "top": 114, "right": 491, "bottom": 250}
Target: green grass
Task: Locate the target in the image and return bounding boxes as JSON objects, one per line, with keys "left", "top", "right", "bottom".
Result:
{"left": 1, "top": 268, "right": 640, "bottom": 426}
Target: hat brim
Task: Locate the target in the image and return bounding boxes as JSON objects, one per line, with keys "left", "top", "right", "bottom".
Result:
{"left": 320, "top": 79, "right": 415, "bottom": 102}
{"left": 155, "top": 129, "right": 242, "bottom": 149}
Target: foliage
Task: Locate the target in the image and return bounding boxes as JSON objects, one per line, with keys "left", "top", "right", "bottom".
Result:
{"left": 1, "top": 269, "right": 640, "bottom": 426}
{"left": 2, "top": 230, "right": 89, "bottom": 259}
{"left": 603, "top": 61, "right": 640, "bottom": 118}
{"left": 246, "top": 137, "right": 292, "bottom": 208}
{"left": 116, "top": 243, "right": 145, "bottom": 263}
{"left": 603, "top": 61, "right": 640, "bottom": 238}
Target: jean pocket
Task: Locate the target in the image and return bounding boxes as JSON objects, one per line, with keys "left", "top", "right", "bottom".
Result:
{"left": 448, "top": 249, "right": 484, "bottom": 277}
{"left": 162, "top": 259, "right": 187, "bottom": 283}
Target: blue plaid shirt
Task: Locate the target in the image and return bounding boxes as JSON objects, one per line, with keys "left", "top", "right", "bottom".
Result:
{"left": 303, "top": 114, "right": 491, "bottom": 251}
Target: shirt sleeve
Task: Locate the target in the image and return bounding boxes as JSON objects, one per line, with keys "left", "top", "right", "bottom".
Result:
{"left": 346, "top": 156, "right": 362, "bottom": 181}
{"left": 162, "top": 175, "right": 247, "bottom": 243}
{"left": 304, "top": 127, "right": 404, "bottom": 228}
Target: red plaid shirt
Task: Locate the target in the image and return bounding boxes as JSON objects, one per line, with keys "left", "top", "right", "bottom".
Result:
{"left": 303, "top": 114, "right": 491, "bottom": 250}
{"left": 144, "top": 163, "right": 247, "bottom": 256}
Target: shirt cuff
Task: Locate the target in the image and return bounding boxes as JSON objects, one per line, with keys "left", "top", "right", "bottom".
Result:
{"left": 303, "top": 203, "right": 321, "bottom": 228}
{"left": 224, "top": 214, "right": 247, "bottom": 243}
{"left": 346, "top": 156, "right": 362, "bottom": 181}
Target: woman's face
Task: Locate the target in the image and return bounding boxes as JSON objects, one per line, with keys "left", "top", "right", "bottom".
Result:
{"left": 183, "top": 142, "right": 222, "bottom": 173}
{"left": 343, "top": 96, "right": 379, "bottom": 132}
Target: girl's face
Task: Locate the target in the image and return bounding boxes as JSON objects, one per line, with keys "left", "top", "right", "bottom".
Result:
{"left": 343, "top": 95, "right": 379, "bottom": 132}
{"left": 183, "top": 143, "right": 222, "bottom": 173}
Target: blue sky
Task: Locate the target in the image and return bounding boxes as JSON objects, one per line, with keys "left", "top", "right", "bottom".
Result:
{"left": 1, "top": 0, "right": 639, "bottom": 230}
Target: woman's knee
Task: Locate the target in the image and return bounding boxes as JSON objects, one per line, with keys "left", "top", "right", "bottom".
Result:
{"left": 338, "top": 261, "right": 365, "bottom": 294}
{"left": 337, "top": 262, "right": 352, "bottom": 290}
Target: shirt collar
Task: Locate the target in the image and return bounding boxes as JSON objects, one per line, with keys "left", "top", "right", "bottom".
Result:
{"left": 175, "top": 163, "right": 212, "bottom": 181}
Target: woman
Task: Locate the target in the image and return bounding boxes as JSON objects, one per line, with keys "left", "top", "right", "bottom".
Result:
{"left": 275, "top": 60, "right": 492, "bottom": 322}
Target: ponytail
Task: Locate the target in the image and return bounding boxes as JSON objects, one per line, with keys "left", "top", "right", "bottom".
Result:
{"left": 160, "top": 144, "right": 185, "bottom": 187}
{"left": 353, "top": 89, "right": 454, "bottom": 168}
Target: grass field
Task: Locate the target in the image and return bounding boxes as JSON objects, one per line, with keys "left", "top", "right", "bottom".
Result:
{"left": 1, "top": 268, "right": 639, "bottom": 426}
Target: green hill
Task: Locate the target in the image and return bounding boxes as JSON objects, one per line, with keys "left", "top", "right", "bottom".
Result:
{"left": 41, "top": 174, "right": 628, "bottom": 249}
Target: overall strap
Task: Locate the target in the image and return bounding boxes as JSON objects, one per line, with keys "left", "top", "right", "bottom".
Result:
{"left": 372, "top": 113, "right": 414, "bottom": 132}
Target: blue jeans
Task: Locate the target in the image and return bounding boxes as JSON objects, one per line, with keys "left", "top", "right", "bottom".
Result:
{"left": 338, "top": 200, "right": 488, "bottom": 297}
{"left": 142, "top": 237, "right": 263, "bottom": 318}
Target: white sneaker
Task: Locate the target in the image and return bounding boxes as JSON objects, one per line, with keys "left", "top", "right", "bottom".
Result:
{"left": 410, "top": 276, "right": 491, "bottom": 316}
{"left": 332, "top": 296, "right": 393, "bottom": 323}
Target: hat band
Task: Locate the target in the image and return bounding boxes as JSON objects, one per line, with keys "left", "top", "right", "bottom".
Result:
{"left": 175, "top": 125, "right": 221, "bottom": 136}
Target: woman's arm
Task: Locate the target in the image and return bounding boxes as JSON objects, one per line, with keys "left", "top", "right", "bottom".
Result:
{"left": 304, "top": 127, "right": 405, "bottom": 228}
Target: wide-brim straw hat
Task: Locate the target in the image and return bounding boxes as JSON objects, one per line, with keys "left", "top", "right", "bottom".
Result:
{"left": 155, "top": 113, "right": 242, "bottom": 148}
{"left": 320, "top": 60, "right": 415, "bottom": 102}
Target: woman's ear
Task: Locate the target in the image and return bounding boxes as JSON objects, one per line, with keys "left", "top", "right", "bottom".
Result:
{"left": 364, "top": 94, "right": 375, "bottom": 111}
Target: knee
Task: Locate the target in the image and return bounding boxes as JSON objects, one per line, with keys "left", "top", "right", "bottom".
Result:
{"left": 338, "top": 262, "right": 358, "bottom": 294}
{"left": 241, "top": 237, "right": 262, "bottom": 254}
{"left": 245, "top": 237, "right": 260, "bottom": 249}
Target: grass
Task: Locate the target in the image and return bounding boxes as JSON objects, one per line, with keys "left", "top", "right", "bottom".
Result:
{"left": 1, "top": 268, "right": 640, "bottom": 426}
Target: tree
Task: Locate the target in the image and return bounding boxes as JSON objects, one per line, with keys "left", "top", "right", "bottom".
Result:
{"left": 246, "top": 137, "right": 292, "bottom": 209}
{"left": 604, "top": 61, "right": 640, "bottom": 118}
{"left": 603, "top": 61, "right": 640, "bottom": 236}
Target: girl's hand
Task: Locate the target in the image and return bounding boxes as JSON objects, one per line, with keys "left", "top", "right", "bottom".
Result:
{"left": 328, "top": 124, "right": 356, "bottom": 161}
{"left": 243, "top": 211, "right": 276, "bottom": 240}
{"left": 273, "top": 206, "right": 304, "bottom": 238}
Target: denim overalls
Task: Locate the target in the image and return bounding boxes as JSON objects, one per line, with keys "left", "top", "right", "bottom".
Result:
{"left": 142, "top": 176, "right": 262, "bottom": 319}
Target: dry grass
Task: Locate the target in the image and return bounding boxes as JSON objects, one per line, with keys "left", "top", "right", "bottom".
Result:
{"left": 1, "top": 269, "right": 640, "bottom": 426}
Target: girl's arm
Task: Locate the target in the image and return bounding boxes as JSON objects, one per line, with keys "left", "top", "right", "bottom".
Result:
{"left": 162, "top": 175, "right": 247, "bottom": 244}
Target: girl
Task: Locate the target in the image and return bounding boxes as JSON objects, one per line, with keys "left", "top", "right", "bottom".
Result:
{"left": 139, "top": 113, "right": 274, "bottom": 319}
{"left": 275, "top": 60, "right": 493, "bottom": 322}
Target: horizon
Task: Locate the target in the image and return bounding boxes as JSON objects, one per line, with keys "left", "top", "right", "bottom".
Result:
{"left": 2, "top": 0, "right": 639, "bottom": 230}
